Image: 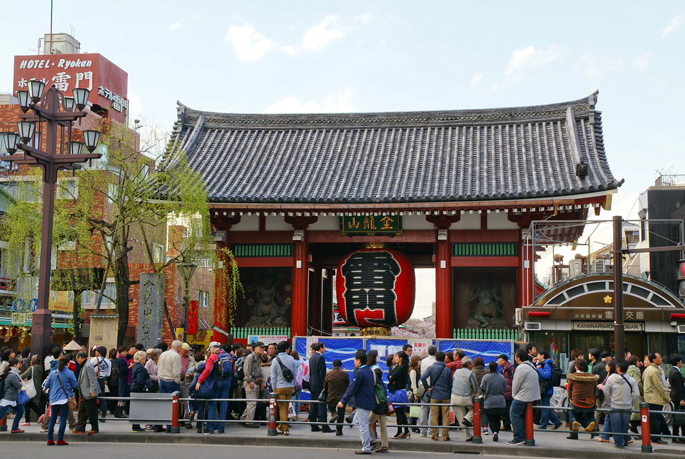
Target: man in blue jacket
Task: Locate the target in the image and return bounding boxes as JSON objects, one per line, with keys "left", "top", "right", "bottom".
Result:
{"left": 535, "top": 351, "right": 562, "bottom": 430}
{"left": 339, "top": 350, "right": 375, "bottom": 455}
{"left": 421, "top": 351, "right": 453, "bottom": 441}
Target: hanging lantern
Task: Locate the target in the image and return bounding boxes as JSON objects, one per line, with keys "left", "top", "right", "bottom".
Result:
{"left": 336, "top": 248, "right": 415, "bottom": 328}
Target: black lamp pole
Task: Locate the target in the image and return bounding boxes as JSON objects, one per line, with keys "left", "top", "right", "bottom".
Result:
{"left": 2, "top": 83, "right": 100, "bottom": 358}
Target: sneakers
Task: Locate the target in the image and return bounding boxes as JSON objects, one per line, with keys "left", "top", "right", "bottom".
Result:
{"left": 47, "top": 440, "right": 55, "bottom": 446}
{"left": 507, "top": 440, "right": 525, "bottom": 446}
{"left": 132, "top": 427, "right": 145, "bottom": 433}
{"left": 462, "top": 419, "right": 473, "bottom": 427}
{"left": 572, "top": 421, "right": 579, "bottom": 431}
{"left": 431, "top": 436, "right": 438, "bottom": 441}
{"left": 553, "top": 422, "right": 563, "bottom": 430}
{"left": 443, "top": 435, "right": 450, "bottom": 441}
{"left": 40, "top": 428, "right": 48, "bottom": 433}
{"left": 56, "top": 440, "right": 69, "bottom": 446}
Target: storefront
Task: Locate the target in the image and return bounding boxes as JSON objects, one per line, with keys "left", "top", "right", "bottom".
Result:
{"left": 519, "top": 274, "right": 685, "bottom": 365}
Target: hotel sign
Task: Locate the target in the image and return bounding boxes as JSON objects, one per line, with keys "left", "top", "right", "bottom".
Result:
{"left": 340, "top": 215, "right": 401, "bottom": 236}
{"left": 572, "top": 321, "right": 644, "bottom": 332}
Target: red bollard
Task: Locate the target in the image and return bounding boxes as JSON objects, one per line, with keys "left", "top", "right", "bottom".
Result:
{"left": 268, "top": 392, "right": 277, "bottom": 436}
{"left": 0, "top": 414, "right": 6, "bottom": 432}
{"left": 640, "top": 402, "right": 652, "bottom": 453}
{"left": 170, "top": 391, "right": 180, "bottom": 433}
{"left": 472, "top": 397, "right": 482, "bottom": 444}
{"left": 525, "top": 402, "right": 535, "bottom": 446}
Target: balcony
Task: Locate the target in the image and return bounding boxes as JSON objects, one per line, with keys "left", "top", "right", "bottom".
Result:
{"left": 655, "top": 174, "right": 685, "bottom": 187}
{"left": 0, "top": 277, "right": 16, "bottom": 295}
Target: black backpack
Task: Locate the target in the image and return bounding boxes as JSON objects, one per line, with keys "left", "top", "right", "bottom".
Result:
{"left": 234, "top": 356, "right": 246, "bottom": 381}
{"left": 550, "top": 365, "right": 563, "bottom": 387}
{"left": 0, "top": 374, "right": 6, "bottom": 400}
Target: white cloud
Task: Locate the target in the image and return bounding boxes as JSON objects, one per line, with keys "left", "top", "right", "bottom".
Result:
{"left": 632, "top": 52, "right": 650, "bottom": 70}
{"left": 281, "top": 45, "right": 296, "bottom": 56}
{"left": 661, "top": 14, "right": 683, "bottom": 39}
{"left": 354, "top": 13, "right": 376, "bottom": 24}
{"left": 506, "top": 45, "right": 560, "bottom": 78}
{"left": 169, "top": 23, "right": 182, "bottom": 31}
{"left": 224, "top": 24, "right": 273, "bottom": 63}
{"left": 579, "top": 51, "right": 624, "bottom": 77}
{"left": 303, "top": 15, "right": 346, "bottom": 52}
{"left": 470, "top": 73, "right": 483, "bottom": 88}
{"left": 262, "top": 89, "right": 355, "bottom": 114}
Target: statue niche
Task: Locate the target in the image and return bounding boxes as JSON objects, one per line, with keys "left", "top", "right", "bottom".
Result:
{"left": 465, "top": 278, "right": 508, "bottom": 329}
{"left": 244, "top": 274, "right": 290, "bottom": 328}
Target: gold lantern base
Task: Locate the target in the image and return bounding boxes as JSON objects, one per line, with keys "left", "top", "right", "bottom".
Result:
{"left": 360, "top": 327, "right": 391, "bottom": 336}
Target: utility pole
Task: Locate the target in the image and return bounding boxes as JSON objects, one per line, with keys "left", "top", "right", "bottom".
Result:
{"left": 613, "top": 215, "right": 625, "bottom": 361}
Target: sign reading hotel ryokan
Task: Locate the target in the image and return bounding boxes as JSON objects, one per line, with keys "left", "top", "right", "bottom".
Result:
{"left": 13, "top": 53, "right": 129, "bottom": 124}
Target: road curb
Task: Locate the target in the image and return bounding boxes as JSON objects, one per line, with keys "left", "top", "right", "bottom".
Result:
{"left": 0, "top": 433, "right": 683, "bottom": 458}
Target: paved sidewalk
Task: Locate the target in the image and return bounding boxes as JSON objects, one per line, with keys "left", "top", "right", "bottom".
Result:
{"left": 2, "top": 416, "right": 685, "bottom": 458}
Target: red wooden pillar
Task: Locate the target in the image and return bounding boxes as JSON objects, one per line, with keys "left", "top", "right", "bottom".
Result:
{"left": 428, "top": 215, "right": 459, "bottom": 339}
{"left": 286, "top": 216, "right": 317, "bottom": 337}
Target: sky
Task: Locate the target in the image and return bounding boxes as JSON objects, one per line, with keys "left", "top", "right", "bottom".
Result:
{"left": 1, "top": 1, "right": 684, "bottom": 319}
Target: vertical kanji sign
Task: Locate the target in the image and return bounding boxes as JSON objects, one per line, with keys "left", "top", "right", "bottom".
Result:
{"left": 187, "top": 300, "right": 198, "bottom": 335}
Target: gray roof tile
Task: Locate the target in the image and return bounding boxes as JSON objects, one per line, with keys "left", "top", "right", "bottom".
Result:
{"left": 161, "top": 91, "right": 622, "bottom": 204}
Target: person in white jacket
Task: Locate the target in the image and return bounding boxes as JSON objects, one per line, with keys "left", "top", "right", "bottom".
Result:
{"left": 602, "top": 360, "right": 640, "bottom": 449}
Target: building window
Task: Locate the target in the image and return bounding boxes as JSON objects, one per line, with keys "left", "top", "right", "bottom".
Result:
{"left": 107, "top": 183, "right": 119, "bottom": 204}
{"left": 81, "top": 280, "right": 116, "bottom": 309}
{"left": 152, "top": 243, "right": 165, "bottom": 264}
{"left": 197, "top": 290, "right": 209, "bottom": 308}
{"left": 57, "top": 178, "right": 78, "bottom": 200}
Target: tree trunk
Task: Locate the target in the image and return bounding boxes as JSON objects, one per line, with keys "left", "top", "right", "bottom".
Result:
{"left": 115, "top": 252, "right": 131, "bottom": 345}
{"left": 73, "top": 290, "right": 82, "bottom": 343}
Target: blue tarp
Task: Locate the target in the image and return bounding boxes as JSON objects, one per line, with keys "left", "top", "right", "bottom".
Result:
{"left": 438, "top": 340, "right": 513, "bottom": 365}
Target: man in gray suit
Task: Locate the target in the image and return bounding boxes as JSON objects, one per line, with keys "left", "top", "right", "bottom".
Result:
{"left": 73, "top": 351, "right": 101, "bottom": 434}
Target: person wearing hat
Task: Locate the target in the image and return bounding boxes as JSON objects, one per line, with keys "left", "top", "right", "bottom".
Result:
{"left": 240, "top": 342, "right": 264, "bottom": 427}
{"left": 179, "top": 343, "right": 196, "bottom": 428}
{"left": 324, "top": 358, "right": 350, "bottom": 436}
{"left": 196, "top": 342, "right": 232, "bottom": 434}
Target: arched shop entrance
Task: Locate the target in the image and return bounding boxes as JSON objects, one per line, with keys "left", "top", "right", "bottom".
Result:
{"left": 520, "top": 274, "right": 685, "bottom": 363}
{"left": 160, "top": 92, "right": 622, "bottom": 340}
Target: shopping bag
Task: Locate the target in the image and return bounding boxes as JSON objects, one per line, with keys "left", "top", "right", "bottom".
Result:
{"left": 409, "top": 405, "right": 421, "bottom": 418}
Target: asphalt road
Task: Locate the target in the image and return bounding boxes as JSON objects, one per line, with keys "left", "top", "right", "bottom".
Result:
{"left": 0, "top": 443, "right": 532, "bottom": 459}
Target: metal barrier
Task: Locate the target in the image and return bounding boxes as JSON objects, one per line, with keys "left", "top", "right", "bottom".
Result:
{"left": 57, "top": 390, "right": 681, "bottom": 454}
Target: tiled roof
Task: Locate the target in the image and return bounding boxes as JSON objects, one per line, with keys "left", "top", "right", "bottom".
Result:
{"left": 161, "top": 91, "right": 622, "bottom": 204}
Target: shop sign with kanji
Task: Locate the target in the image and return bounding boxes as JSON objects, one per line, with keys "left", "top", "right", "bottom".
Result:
{"left": 340, "top": 215, "right": 402, "bottom": 236}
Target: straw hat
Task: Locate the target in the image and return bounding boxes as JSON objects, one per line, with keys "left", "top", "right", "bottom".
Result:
{"left": 63, "top": 340, "right": 82, "bottom": 351}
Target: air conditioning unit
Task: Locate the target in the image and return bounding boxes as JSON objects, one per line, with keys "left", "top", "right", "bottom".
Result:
{"left": 677, "top": 325, "right": 685, "bottom": 334}
{"left": 524, "top": 322, "right": 541, "bottom": 331}
{"left": 593, "top": 259, "right": 606, "bottom": 273}
{"left": 569, "top": 259, "right": 583, "bottom": 277}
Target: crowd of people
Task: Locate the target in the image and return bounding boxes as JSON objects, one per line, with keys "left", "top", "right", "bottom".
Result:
{"left": 0, "top": 339, "right": 683, "bottom": 453}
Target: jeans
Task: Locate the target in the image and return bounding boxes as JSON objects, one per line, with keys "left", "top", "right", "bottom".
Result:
{"left": 509, "top": 399, "right": 527, "bottom": 443}
{"left": 48, "top": 403, "right": 69, "bottom": 441}
{"left": 208, "top": 379, "right": 231, "bottom": 432}
{"left": 160, "top": 380, "right": 180, "bottom": 430}
{"left": 539, "top": 393, "right": 561, "bottom": 428}
{"left": 196, "top": 400, "right": 207, "bottom": 430}
{"left": 291, "top": 387, "right": 301, "bottom": 415}
{"left": 0, "top": 403, "right": 25, "bottom": 431}
{"left": 97, "top": 378, "right": 107, "bottom": 417}
{"left": 568, "top": 405, "right": 595, "bottom": 439}
{"left": 608, "top": 410, "right": 631, "bottom": 447}
{"left": 354, "top": 408, "right": 372, "bottom": 452}
{"left": 600, "top": 412, "right": 613, "bottom": 441}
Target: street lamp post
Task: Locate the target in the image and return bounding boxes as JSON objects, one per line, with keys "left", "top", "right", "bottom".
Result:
{"left": 2, "top": 83, "right": 101, "bottom": 358}
{"left": 177, "top": 261, "right": 197, "bottom": 343}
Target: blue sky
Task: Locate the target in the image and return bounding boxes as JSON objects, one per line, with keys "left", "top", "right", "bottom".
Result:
{"left": 1, "top": 1, "right": 683, "bottom": 318}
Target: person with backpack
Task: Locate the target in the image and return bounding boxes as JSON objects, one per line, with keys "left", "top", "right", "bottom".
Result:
{"left": 536, "top": 350, "right": 562, "bottom": 430}
{"left": 0, "top": 358, "right": 26, "bottom": 433}
{"left": 196, "top": 341, "right": 233, "bottom": 434}
{"left": 270, "top": 341, "right": 297, "bottom": 435}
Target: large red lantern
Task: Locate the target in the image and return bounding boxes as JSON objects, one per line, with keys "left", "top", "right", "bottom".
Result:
{"left": 336, "top": 248, "right": 415, "bottom": 328}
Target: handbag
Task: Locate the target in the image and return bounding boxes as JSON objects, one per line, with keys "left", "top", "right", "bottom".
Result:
{"left": 318, "top": 388, "right": 327, "bottom": 402}
{"left": 22, "top": 367, "right": 37, "bottom": 399}
{"left": 54, "top": 370, "right": 78, "bottom": 410}
{"left": 196, "top": 376, "right": 216, "bottom": 399}
{"left": 17, "top": 389, "right": 30, "bottom": 405}
{"left": 386, "top": 403, "right": 395, "bottom": 416}
{"left": 409, "top": 405, "right": 421, "bottom": 418}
